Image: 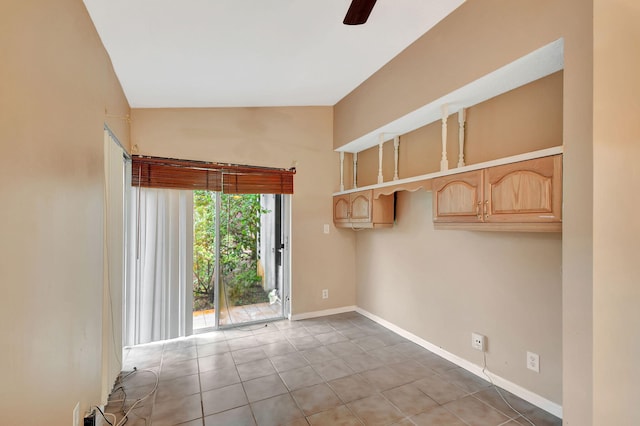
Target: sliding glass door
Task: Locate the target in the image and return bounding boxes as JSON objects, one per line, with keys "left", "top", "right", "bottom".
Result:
{"left": 193, "top": 191, "right": 288, "bottom": 330}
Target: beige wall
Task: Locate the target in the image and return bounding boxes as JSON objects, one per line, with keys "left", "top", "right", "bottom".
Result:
{"left": 131, "top": 107, "right": 356, "bottom": 316}
{"left": 335, "top": 0, "right": 594, "bottom": 422}
{"left": 357, "top": 190, "right": 563, "bottom": 402}
{"left": 0, "top": 0, "right": 130, "bottom": 424}
{"left": 349, "top": 74, "right": 564, "bottom": 404}
{"left": 593, "top": 0, "right": 640, "bottom": 424}
{"left": 349, "top": 72, "right": 563, "bottom": 190}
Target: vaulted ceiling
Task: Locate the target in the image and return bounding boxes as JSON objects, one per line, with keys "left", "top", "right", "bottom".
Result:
{"left": 83, "top": 0, "right": 465, "bottom": 108}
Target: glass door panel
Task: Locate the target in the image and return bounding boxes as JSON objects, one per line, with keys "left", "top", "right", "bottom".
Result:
{"left": 193, "top": 191, "right": 286, "bottom": 330}
{"left": 219, "top": 193, "right": 284, "bottom": 327}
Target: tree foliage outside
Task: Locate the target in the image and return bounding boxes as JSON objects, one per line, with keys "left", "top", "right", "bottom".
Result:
{"left": 193, "top": 191, "right": 269, "bottom": 311}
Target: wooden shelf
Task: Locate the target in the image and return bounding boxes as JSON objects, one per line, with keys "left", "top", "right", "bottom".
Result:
{"left": 333, "top": 146, "right": 563, "bottom": 197}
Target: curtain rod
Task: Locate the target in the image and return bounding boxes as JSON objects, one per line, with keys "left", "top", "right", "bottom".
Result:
{"left": 133, "top": 155, "right": 296, "bottom": 174}
{"left": 104, "top": 124, "right": 132, "bottom": 160}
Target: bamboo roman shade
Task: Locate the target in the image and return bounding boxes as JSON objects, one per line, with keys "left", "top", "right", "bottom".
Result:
{"left": 132, "top": 156, "right": 295, "bottom": 194}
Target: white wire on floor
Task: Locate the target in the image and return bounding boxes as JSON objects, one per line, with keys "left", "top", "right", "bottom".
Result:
{"left": 481, "top": 352, "right": 536, "bottom": 426}
{"left": 102, "top": 367, "right": 159, "bottom": 426}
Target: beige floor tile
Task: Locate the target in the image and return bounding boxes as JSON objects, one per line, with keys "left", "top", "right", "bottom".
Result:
{"left": 198, "top": 352, "right": 235, "bottom": 373}
{"left": 160, "top": 358, "right": 199, "bottom": 381}
{"left": 387, "top": 359, "right": 434, "bottom": 380}
{"left": 262, "top": 341, "right": 296, "bottom": 357}
{"left": 315, "top": 331, "right": 349, "bottom": 345}
{"left": 291, "top": 383, "right": 342, "bottom": 416}
{"left": 289, "top": 335, "right": 323, "bottom": 351}
{"left": 281, "top": 327, "right": 312, "bottom": 338}
{"left": 328, "top": 374, "right": 377, "bottom": 403}
{"left": 437, "top": 367, "right": 492, "bottom": 393}
{"left": 382, "top": 383, "right": 438, "bottom": 416}
{"left": 301, "top": 346, "right": 338, "bottom": 364}
{"left": 250, "top": 393, "right": 305, "bottom": 426}
{"left": 472, "top": 388, "right": 561, "bottom": 425}
{"left": 197, "top": 340, "right": 229, "bottom": 357}
{"left": 312, "top": 358, "right": 355, "bottom": 381}
{"left": 359, "top": 366, "right": 414, "bottom": 391}
{"left": 307, "top": 405, "right": 363, "bottom": 426}
{"left": 306, "top": 324, "right": 336, "bottom": 335}
{"left": 228, "top": 335, "right": 263, "bottom": 351}
{"left": 343, "top": 352, "right": 384, "bottom": 373}
{"left": 410, "top": 406, "right": 467, "bottom": 426}
{"left": 389, "top": 342, "right": 429, "bottom": 358}
{"left": 270, "top": 352, "right": 309, "bottom": 372}
{"left": 280, "top": 365, "right": 324, "bottom": 391}
{"left": 351, "top": 335, "right": 388, "bottom": 351}
{"left": 162, "top": 346, "right": 198, "bottom": 364}
{"left": 326, "top": 341, "right": 365, "bottom": 358}
{"left": 236, "top": 358, "right": 277, "bottom": 381}
{"left": 154, "top": 373, "right": 200, "bottom": 403}
{"left": 112, "top": 313, "right": 559, "bottom": 426}
{"left": 391, "top": 419, "right": 416, "bottom": 426}
{"left": 204, "top": 405, "right": 256, "bottom": 426}
{"left": 202, "top": 383, "right": 249, "bottom": 416}
{"left": 444, "top": 395, "right": 511, "bottom": 426}
{"left": 232, "top": 347, "right": 268, "bottom": 364}
{"left": 200, "top": 366, "right": 241, "bottom": 392}
{"left": 347, "top": 394, "right": 404, "bottom": 426}
{"left": 150, "top": 393, "right": 203, "bottom": 426}
{"left": 414, "top": 373, "right": 468, "bottom": 405}
{"left": 367, "top": 346, "right": 409, "bottom": 364}
{"left": 417, "top": 355, "right": 459, "bottom": 374}
{"left": 243, "top": 374, "right": 289, "bottom": 402}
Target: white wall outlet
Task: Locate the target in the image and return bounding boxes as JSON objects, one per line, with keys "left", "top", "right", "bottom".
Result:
{"left": 322, "top": 289, "right": 329, "bottom": 299}
{"left": 72, "top": 402, "right": 80, "bottom": 426}
{"left": 471, "top": 332, "right": 486, "bottom": 351}
{"left": 323, "top": 224, "right": 330, "bottom": 234}
{"left": 527, "top": 351, "right": 540, "bottom": 372}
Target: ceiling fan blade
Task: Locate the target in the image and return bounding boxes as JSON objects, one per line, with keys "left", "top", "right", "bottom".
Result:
{"left": 343, "top": 0, "right": 377, "bottom": 25}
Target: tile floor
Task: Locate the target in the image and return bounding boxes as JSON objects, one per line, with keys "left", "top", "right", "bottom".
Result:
{"left": 108, "top": 312, "right": 561, "bottom": 426}
{"left": 193, "top": 301, "right": 283, "bottom": 330}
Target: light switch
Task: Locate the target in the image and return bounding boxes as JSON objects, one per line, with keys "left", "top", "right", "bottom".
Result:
{"left": 323, "top": 224, "right": 330, "bottom": 234}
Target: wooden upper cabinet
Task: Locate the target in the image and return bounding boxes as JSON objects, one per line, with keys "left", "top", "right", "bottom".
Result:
{"left": 350, "top": 191, "right": 373, "bottom": 223}
{"left": 433, "top": 155, "right": 562, "bottom": 232}
{"left": 484, "top": 155, "right": 562, "bottom": 223}
{"left": 433, "top": 170, "right": 483, "bottom": 223}
{"left": 333, "top": 189, "right": 394, "bottom": 229}
{"left": 333, "top": 194, "right": 350, "bottom": 223}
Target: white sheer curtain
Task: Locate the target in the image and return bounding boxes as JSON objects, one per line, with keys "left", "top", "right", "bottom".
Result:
{"left": 125, "top": 187, "right": 193, "bottom": 346}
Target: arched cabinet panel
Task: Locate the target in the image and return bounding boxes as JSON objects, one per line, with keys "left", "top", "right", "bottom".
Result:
{"left": 332, "top": 189, "right": 394, "bottom": 229}
{"left": 433, "top": 155, "right": 562, "bottom": 232}
{"left": 433, "top": 170, "right": 483, "bottom": 223}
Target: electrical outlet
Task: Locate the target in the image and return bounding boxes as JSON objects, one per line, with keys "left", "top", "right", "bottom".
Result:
{"left": 527, "top": 351, "right": 540, "bottom": 372}
{"left": 471, "top": 332, "right": 486, "bottom": 351}
{"left": 322, "top": 289, "right": 329, "bottom": 299}
{"left": 73, "top": 402, "right": 80, "bottom": 426}
{"left": 323, "top": 224, "right": 330, "bottom": 234}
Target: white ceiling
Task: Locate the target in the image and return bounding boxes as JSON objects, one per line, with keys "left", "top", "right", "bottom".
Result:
{"left": 83, "top": 0, "right": 465, "bottom": 108}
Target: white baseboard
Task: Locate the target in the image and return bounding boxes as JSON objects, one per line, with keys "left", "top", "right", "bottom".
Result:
{"left": 290, "top": 305, "right": 357, "bottom": 321}
{"left": 355, "top": 307, "right": 563, "bottom": 419}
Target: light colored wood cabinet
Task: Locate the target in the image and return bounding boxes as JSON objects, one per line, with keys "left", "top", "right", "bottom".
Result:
{"left": 432, "top": 155, "right": 562, "bottom": 232}
{"left": 333, "top": 194, "right": 350, "bottom": 224}
{"left": 333, "top": 189, "right": 394, "bottom": 229}
{"left": 433, "top": 170, "right": 483, "bottom": 223}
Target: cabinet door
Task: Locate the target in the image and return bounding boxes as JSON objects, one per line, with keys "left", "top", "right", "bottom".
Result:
{"left": 333, "top": 195, "right": 350, "bottom": 223}
{"left": 432, "top": 170, "right": 483, "bottom": 223}
{"left": 349, "top": 190, "right": 373, "bottom": 223}
{"left": 484, "top": 155, "right": 562, "bottom": 223}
